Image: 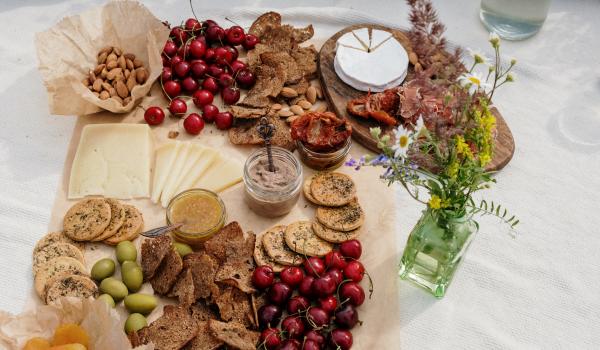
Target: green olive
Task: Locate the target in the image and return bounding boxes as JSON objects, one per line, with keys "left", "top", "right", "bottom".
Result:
{"left": 124, "top": 313, "right": 147, "bottom": 334}
{"left": 116, "top": 241, "right": 137, "bottom": 264}
{"left": 121, "top": 260, "right": 140, "bottom": 272}
{"left": 124, "top": 293, "right": 158, "bottom": 315}
{"left": 96, "top": 293, "right": 116, "bottom": 308}
{"left": 173, "top": 242, "right": 193, "bottom": 257}
{"left": 91, "top": 258, "right": 116, "bottom": 281}
{"left": 99, "top": 277, "right": 129, "bottom": 302}
{"left": 121, "top": 263, "right": 143, "bottom": 292}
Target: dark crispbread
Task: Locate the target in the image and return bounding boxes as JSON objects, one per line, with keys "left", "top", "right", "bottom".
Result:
{"left": 141, "top": 235, "right": 172, "bottom": 280}
{"left": 254, "top": 235, "right": 286, "bottom": 272}
{"left": 316, "top": 199, "right": 365, "bottom": 232}
{"left": 310, "top": 172, "right": 356, "bottom": 207}
{"left": 45, "top": 274, "right": 98, "bottom": 305}
{"left": 215, "top": 286, "right": 254, "bottom": 328}
{"left": 261, "top": 51, "right": 303, "bottom": 85}
{"left": 63, "top": 198, "right": 111, "bottom": 241}
{"left": 312, "top": 221, "right": 361, "bottom": 243}
{"left": 204, "top": 222, "right": 253, "bottom": 264}
{"left": 183, "top": 253, "right": 220, "bottom": 301}
{"left": 34, "top": 256, "right": 87, "bottom": 299}
{"left": 92, "top": 198, "right": 125, "bottom": 241}
{"left": 208, "top": 319, "right": 260, "bottom": 350}
{"left": 291, "top": 45, "right": 318, "bottom": 79}
{"left": 34, "top": 231, "right": 84, "bottom": 254}
{"left": 215, "top": 258, "right": 256, "bottom": 294}
{"left": 33, "top": 242, "right": 85, "bottom": 275}
{"left": 167, "top": 267, "right": 195, "bottom": 306}
{"left": 104, "top": 204, "right": 143, "bottom": 245}
{"left": 262, "top": 225, "right": 304, "bottom": 266}
{"left": 248, "top": 12, "right": 282, "bottom": 38}
{"left": 229, "top": 115, "right": 295, "bottom": 151}
{"left": 150, "top": 247, "right": 183, "bottom": 295}
{"left": 131, "top": 305, "right": 198, "bottom": 350}
{"left": 284, "top": 221, "right": 333, "bottom": 257}
{"left": 187, "top": 321, "right": 223, "bottom": 350}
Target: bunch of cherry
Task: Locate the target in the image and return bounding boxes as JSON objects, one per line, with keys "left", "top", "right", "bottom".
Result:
{"left": 252, "top": 240, "right": 367, "bottom": 350}
{"left": 143, "top": 17, "right": 259, "bottom": 135}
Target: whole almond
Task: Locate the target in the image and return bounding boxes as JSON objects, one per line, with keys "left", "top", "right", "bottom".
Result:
{"left": 278, "top": 109, "right": 294, "bottom": 117}
{"left": 133, "top": 58, "right": 143, "bottom": 68}
{"left": 124, "top": 69, "right": 130, "bottom": 79}
{"left": 409, "top": 52, "right": 419, "bottom": 65}
{"left": 126, "top": 74, "right": 137, "bottom": 92}
{"left": 94, "top": 64, "right": 106, "bottom": 76}
{"left": 93, "top": 91, "right": 100, "bottom": 97}
{"left": 100, "top": 67, "right": 108, "bottom": 79}
{"left": 97, "top": 52, "right": 108, "bottom": 65}
{"left": 315, "top": 104, "right": 328, "bottom": 113}
{"left": 107, "top": 68, "right": 122, "bottom": 81}
{"left": 290, "top": 105, "right": 304, "bottom": 115}
{"left": 136, "top": 68, "right": 148, "bottom": 84}
{"left": 115, "top": 81, "right": 128, "bottom": 99}
{"left": 315, "top": 86, "right": 323, "bottom": 99}
{"left": 118, "top": 55, "right": 127, "bottom": 70}
{"left": 101, "top": 82, "right": 112, "bottom": 91}
{"left": 126, "top": 58, "right": 134, "bottom": 71}
{"left": 287, "top": 115, "right": 299, "bottom": 123}
{"left": 107, "top": 53, "right": 118, "bottom": 62}
{"left": 298, "top": 100, "right": 312, "bottom": 109}
{"left": 99, "top": 46, "right": 113, "bottom": 56}
{"left": 280, "top": 87, "right": 298, "bottom": 98}
{"left": 88, "top": 70, "right": 97, "bottom": 84}
{"left": 111, "top": 95, "right": 123, "bottom": 105}
{"left": 108, "top": 87, "right": 117, "bottom": 97}
{"left": 124, "top": 53, "right": 136, "bottom": 61}
{"left": 113, "top": 47, "right": 123, "bottom": 56}
{"left": 123, "top": 96, "right": 132, "bottom": 105}
{"left": 92, "top": 78, "right": 103, "bottom": 92}
{"left": 306, "top": 86, "right": 317, "bottom": 104}
{"left": 99, "top": 90, "right": 110, "bottom": 100}
{"left": 271, "top": 103, "right": 282, "bottom": 111}
{"left": 83, "top": 78, "right": 90, "bottom": 86}
{"left": 106, "top": 60, "right": 118, "bottom": 70}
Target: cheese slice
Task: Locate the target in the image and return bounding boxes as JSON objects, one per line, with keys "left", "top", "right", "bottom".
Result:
{"left": 173, "top": 147, "right": 218, "bottom": 195}
{"left": 151, "top": 141, "right": 181, "bottom": 203}
{"left": 162, "top": 143, "right": 205, "bottom": 203}
{"left": 195, "top": 156, "right": 243, "bottom": 193}
{"left": 160, "top": 142, "right": 192, "bottom": 207}
{"left": 68, "top": 124, "right": 153, "bottom": 199}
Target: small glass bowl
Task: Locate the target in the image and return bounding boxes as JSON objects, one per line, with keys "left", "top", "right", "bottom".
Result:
{"left": 243, "top": 147, "right": 303, "bottom": 217}
{"left": 296, "top": 137, "right": 352, "bottom": 170}
{"left": 166, "top": 188, "right": 226, "bottom": 245}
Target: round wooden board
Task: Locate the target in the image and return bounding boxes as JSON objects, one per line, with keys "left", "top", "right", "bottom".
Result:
{"left": 318, "top": 24, "right": 515, "bottom": 172}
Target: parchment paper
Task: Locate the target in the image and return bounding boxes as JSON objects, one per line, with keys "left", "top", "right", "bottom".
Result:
{"left": 35, "top": 1, "right": 170, "bottom": 115}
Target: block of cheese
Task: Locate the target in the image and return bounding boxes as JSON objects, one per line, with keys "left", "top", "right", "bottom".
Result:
{"left": 173, "top": 147, "right": 218, "bottom": 196}
{"left": 68, "top": 124, "right": 153, "bottom": 199}
{"left": 195, "top": 157, "right": 243, "bottom": 193}
{"left": 151, "top": 141, "right": 181, "bottom": 203}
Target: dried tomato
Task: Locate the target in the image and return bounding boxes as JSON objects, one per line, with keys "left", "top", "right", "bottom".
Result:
{"left": 290, "top": 112, "right": 352, "bottom": 152}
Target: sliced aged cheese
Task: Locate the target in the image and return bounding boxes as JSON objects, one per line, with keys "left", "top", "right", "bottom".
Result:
{"left": 161, "top": 143, "right": 206, "bottom": 205}
{"left": 160, "top": 142, "right": 193, "bottom": 207}
{"left": 68, "top": 124, "right": 153, "bottom": 199}
{"left": 173, "top": 147, "right": 218, "bottom": 196}
{"left": 195, "top": 156, "right": 243, "bottom": 193}
{"left": 151, "top": 141, "right": 181, "bottom": 203}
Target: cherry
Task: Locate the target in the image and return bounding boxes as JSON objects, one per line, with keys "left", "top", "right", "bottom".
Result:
{"left": 268, "top": 282, "right": 292, "bottom": 305}
{"left": 302, "top": 339, "right": 320, "bottom": 350}
{"left": 304, "top": 330, "right": 325, "bottom": 346}
{"left": 202, "top": 77, "right": 220, "bottom": 94}
{"left": 344, "top": 260, "right": 365, "bottom": 282}
{"left": 202, "top": 19, "right": 218, "bottom": 29}
{"left": 208, "top": 64, "right": 225, "bottom": 78}
{"left": 162, "top": 54, "right": 170, "bottom": 67}
{"left": 287, "top": 295, "right": 310, "bottom": 314}
{"left": 163, "top": 80, "right": 181, "bottom": 98}
{"left": 206, "top": 25, "right": 225, "bottom": 42}
{"left": 170, "top": 55, "right": 184, "bottom": 68}
{"left": 189, "top": 39, "right": 207, "bottom": 59}
{"left": 252, "top": 265, "right": 274, "bottom": 289}
{"left": 279, "top": 339, "right": 301, "bottom": 350}
{"left": 192, "top": 89, "right": 214, "bottom": 108}
{"left": 339, "top": 282, "right": 365, "bottom": 306}
{"left": 217, "top": 73, "right": 234, "bottom": 88}
{"left": 318, "top": 295, "right": 338, "bottom": 314}
{"left": 182, "top": 77, "right": 199, "bottom": 93}
{"left": 168, "top": 98, "right": 187, "bottom": 116}
{"left": 144, "top": 106, "right": 165, "bottom": 125}
{"left": 307, "top": 307, "right": 329, "bottom": 328}
{"left": 312, "top": 275, "right": 336, "bottom": 297}
{"left": 304, "top": 257, "right": 325, "bottom": 277}
{"left": 260, "top": 328, "right": 281, "bottom": 350}
{"left": 191, "top": 61, "right": 208, "bottom": 79}
{"left": 161, "top": 67, "right": 173, "bottom": 81}
{"left": 224, "top": 45, "right": 239, "bottom": 61}
{"left": 163, "top": 40, "right": 178, "bottom": 57}
{"left": 226, "top": 25, "right": 246, "bottom": 46}
{"left": 236, "top": 69, "right": 256, "bottom": 89}
{"left": 230, "top": 60, "right": 247, "bottom": 74}
{"left": 281, "top": 316, "right": 305, "bottom": 339}
{"left": 183, "top": 113, "right": 204, "bottom": 135}
{"left": 243, "top": 34, "right": 260, "bottom": 50}
{"left": 174, "top": 61, "right": 191, "bottom": 78}
{"left": 257, "top": 304, "right": 282, "bottom": 328}
{"left": 202, "top": 104, "right": 219, "bottom": 123}
{"left": 340, "top": 240, "right": 362, "bottom": 259}
{"left": 325, "top": 251, "right": 347, "bottom": 270}
{"left": 204, "top": 48, "right": 216, "bottom": 63}
{"left": 185, "top": 18, "right": 201, "bottom": 33}
{"left": 329, "top": 329, "right": 353, "bottom": 350}
{"left": 170, "top": 26, "right": 188, "bottom": 45}
{"left": 177, "top": 42, "right": 190, "bottom": 59}
{"left": 214, "top": 46, "right": 233, "bottom": 65}
{"left": 335, "top": 304, "right": 359, "bottom": 329}
{"left": 298, "top": 276, "right": 316, "bottom": 298}
{"left": 325, "top": 268, "right": 343, "bottom": 286}
{"left": 214, "top": 111, "right": 233, "bottom": 130}
{"left": 280, "top": 266, "right": 304, "bottom": 287}
{"left": 221, "top": 87, "right": 240, "bottom": 105}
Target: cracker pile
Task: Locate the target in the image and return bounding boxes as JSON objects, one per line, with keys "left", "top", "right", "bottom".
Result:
{"left": 132, "top": 222, "right": 260, "bottom": 350}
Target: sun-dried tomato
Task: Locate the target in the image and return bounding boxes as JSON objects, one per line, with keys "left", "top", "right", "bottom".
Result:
{"left": 290, "top": 112, "right": 352, "bottom": 152}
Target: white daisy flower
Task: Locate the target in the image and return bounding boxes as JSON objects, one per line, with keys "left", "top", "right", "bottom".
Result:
{"left": 489, "top": 32, "right": 500, "bottom": 47}
{"left": 467, "top": 48, "right": 490, "bottom": 65}
{"left": 414, "top": 115, "right": 426, "bottom": 136}
{"left": 391, "top": 124, "right": 412, "bottom": 159}
{"left": 459, "top": 72, "right": 492, "bottom": 95}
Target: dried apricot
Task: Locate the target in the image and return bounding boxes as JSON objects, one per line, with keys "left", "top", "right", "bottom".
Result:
{"left": 23, "top": 337, "right": 51, "bottom": 350}
{"left": 51, "top": 324, "right": 89, "bottom": 348}
{"left": 48, "top": 344, "right": 87, "bottom": 350}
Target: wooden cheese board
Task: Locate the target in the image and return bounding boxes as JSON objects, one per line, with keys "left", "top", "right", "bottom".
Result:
{"left": 318, "top": 23, "right": 516, "bottom": 172}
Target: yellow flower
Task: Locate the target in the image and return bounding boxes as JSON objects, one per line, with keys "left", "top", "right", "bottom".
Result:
{"left": 479, "top": 153, "right": 492, "bottom": 166}
{"left": 455, "top": 135, "right": 474, "bottom": 160}
{"left": 447, "top": 161, "right": 459, "bottom": 179}
{"left": 428, "top": 195, "right": 442, "bottom": 209}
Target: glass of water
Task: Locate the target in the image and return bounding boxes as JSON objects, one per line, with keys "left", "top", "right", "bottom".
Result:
{"left": 480, "top": 0, "right": 551, "bottom": 40}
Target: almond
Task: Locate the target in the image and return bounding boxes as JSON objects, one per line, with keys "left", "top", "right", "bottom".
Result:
{"left": 115, "top": 81, "right": 129, "bottom": 99}
{"left": 271, "top": 103, "right": 282, "bottom": 111}
{"left": 124, "top": 53, "right": 136, "bottom": 61}
{"left": 92, "top": 78, "right": 103, "bottom": 92}
{"left": 306, "top": 86, "right": 317, "bottom": 104}
{"left": 298, "top": 100, "right": 312, "bottom": 109}
{"left": 88, "top": 70, "right": 97, "bottom": 84}
{"left": 100, "top": 67, "right": 108, "bottom": 79}
{"left": 107, "top": 53, "right": 118, "bottom": 62}
{"left": 133, "top": 58, "right": 143, "bottom": 68}
{"left": 94, "top": 64, "right": 106, "bottom": 76}
{"left": 99, "top": 46, "right": 113, "bottom": 56}
{"left": 118, "top": 55, "right": 127, "bottom": 70}
{"left": 107, "top": 68, "right": 122, "bottom": 81}
{"left": 287, "top": 115, "right": 299, "bottom": 123}
{"left": 108, "top": 87, "right": 117, "bottom": 97}
{"left": 97, "top": 52, "right": 108, "bottom": 65}
{"left": 290, "top": 105, "right": 304, "bottom": 115}
{"left": 315, "top": 104, "right": 328, "bottom": 113}
{"left": 83, "top": 78, "right": 90, "bottom": 86}
{"left": 124, "top": 69, "right": 130, "bottom": 79}
{"left": 126, "top": 58, "right": 134, "bottom": 71}
{"left": 409, "top": 52, "right": 418, "bottom": 65}
{"left": 278, "top": 109, "right": 294, "bottom": 117}
{"left": 101, "top": 82, "right": 112, "bottom": 91}
{"left": 99, "top": 90, "right": 110, "bottom": 100}
{"left": 280, "top": 87, "right": 298, "bottom": 98}
{"left": 106, "top": 60, "right": 118, "bottom": 70}
{"left": 315, "top": 86, "right": 323, "bottom": 99}
{"left": 113, "top": 47, "right": 123, "bottom": 56}
{"left": 93, "top": 91, "right": 100, "bottom": 97}
{"left": 136, "top": 68, "right": 148, "bottom": 84}
{"left": 126, "top": 74, "right": 137, "bottom": 92}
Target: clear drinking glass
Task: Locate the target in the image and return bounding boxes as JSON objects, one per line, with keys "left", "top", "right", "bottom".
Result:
{"left": 480, "top": 0, "right": 551, "bottom": 40}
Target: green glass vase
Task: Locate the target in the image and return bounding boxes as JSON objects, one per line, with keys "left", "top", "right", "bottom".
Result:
{"left": 398, "top": 208, "right": 479, "bottom": 298}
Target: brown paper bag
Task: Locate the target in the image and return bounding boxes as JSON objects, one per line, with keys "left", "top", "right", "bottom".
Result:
{"left": 35, "top": 0, "right": 170, "bottom": 116}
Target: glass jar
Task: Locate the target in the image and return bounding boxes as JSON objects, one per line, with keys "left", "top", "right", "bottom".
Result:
{"left": 243, "top": 147, "right": 302, "bottom": 217}
{"left": 166, "top": 189, "right": 226, "bottom": 245}
{"left": 480, "top": 0, "right": 551, "bottom": 40}
{"left": 398, "top": 208, "right": 479, "bottom": 298}
{"left": 296, "top": 137, "right": 351, "bottom": 171}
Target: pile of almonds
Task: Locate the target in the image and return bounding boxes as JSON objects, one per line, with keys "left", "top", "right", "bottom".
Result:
{"left": 83, "top": 46, "right": 149, "bottom": 106}
{"left": 273, "top": 84, "right": 326, "bottom": 124}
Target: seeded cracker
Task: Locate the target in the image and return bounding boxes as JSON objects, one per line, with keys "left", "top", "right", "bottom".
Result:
{"left": 34, "top": 256, "right": 87, "bottom": 299}
{"left": 32, "top": 242, "right": 85, "bottom": 275}
{"left": 92, "top": 198, "right": 125, "bottom": 241}
{"left": 310, "top": 172, "right": 356, "bottom": 207}
{"left": 45, "top": 275, "right": 98, "bottom": 305}
{"left": 34, "top": 231, "right": 85, "bottom": 253}
{"left": 284, "top": 221, "right": 333, "bottom": 257}
{"left": 262, "top": 225, "right": 305, "bottom": 266}
{"left": 104, "top": 204, "right": 143, "bottom": 245}
{"left": 254, "top": 235, "right": 286, "bottom": 272}
{"left": 312, "top": 221, "right": 361, "bottom": 243}
{"left": 316, "top": 199, "right": 365, "bottom": 231}
{"left": 63, "top": 198, "right": 111, "bottom": 241}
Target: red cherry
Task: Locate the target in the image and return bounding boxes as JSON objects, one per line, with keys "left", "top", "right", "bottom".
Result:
{"left": 339, "top": 282, "right": 365, "bottom": 306}
{"left": 307, "top": 307, "right": 329, "bottom": 328}
{"left": 257, "top": 304, "right": 282, "bottom": 328}
{"left": 281, "top": 316, "right": 305, "bottom": 339}
{"left": 161, "top": 67, "right": 173, "bottom": 81}
{"left": 236, "top": 69, "right": 256, "bottom": 89}
{"left": 202, "top": 104, "right": 219, "bottom": 123}
{"left": 192, "top": 89, "right": 214, "bottom": 108}
{"left": 174, "top": 61, "right": 191, "bottom": 78}
{"left": 204, "top": 48, "right": 216, "bottom": 63}
{"left": 224, "top": 45, "right": 239, "bottom": 61}
{"left": 182, "top": 77, "right": 199, "bottom": 93}
{"left": 202, "top": 77, "right": 220, "bottom": 94}
{"left": 170, "top": 26, "right": 188, "bottom": 45}
{"left": 298, "top": 275, "right": 315, "bottom": 298}
{"left": 312, "top": 275, "right": 336, "bottom": 298}
{"left": 162, "top": 54, "right": 170, "bottom": 67}
{"left": 221, "top": 87, "right": 240, "bottom": 105}
{"left": 230, "top": 60, "right": 247, "bottom": 74}
{"left": 144, "top": 106, "right": 165, "bottom": 125}
{"left": 268, "top": 282, "right": 292, "bottom": 305}
{"left": 191, "top": 61, "right": 208, "bottom": 79}
{"left": 335, "top": 304, "right": 359, "bottom": 329}
{"left": 343, "top": 261, "right": 365, "bottom": 282}
{"left": 177, "top": 42, "right": 191, "bottom": 59}
{"left": 280, "top": 266, "right": 304, "bottom": 287}
{"left": 286, "top": 295, "right": 310, "bottom": 314}
{"left": 303, "top": 257, "right": 325, "bottom": 277}
{"left": 252, "top": 265, "right": 274, "bottom": 289}
{"left": 318, "top": 295, "right": 338, "bottom": 314}
{"left": 185, "top": 18, "right": 201, "bottom": 33}
{"left": 214, "top": 111, "right": 233, "bottom": 130}
{"left": 168, "top": 98, "right": 187, "bottom": 116}
{"left": 302, "top": 339, "right": 320, "bottom": 350}
{"left": 226, "top": 25, "right": 246, "bottom": 45}
{"left": 279, "top": 339, "right": 301, "bottom": 350}
{"left": 325, "top": 251, "right": 347, "bottom": 270}
{"left": 208, "top": 64, "right": 225, "bottom": 78}
{"left": 183, "top": 113, "right": 205, "bottom": 135}
{"left": 243, "top": 34, "right": 260, "bottom": 50}
{"left": 329, "top": 329, "right": 353, "bottom": 350}
{"left": 206, "top": 25, "right": 225, "bottom": 42}
{"left": 163, "top": 40, "right": 178, "bottom": 57}
{"left": 340, "top": 240, "right": 362, "bottom": 259}
{"left": 202, "top": 19, "right": 218, "bottom": 29}
{"left": 325, "top": 268, "right": 343, "bottom": 286}
{"left": 163, "top": 80, "right": 181, "bottom": 98}
{"left": 260, "top": 328, "right": 281, "bottom": 350}
{"left": 305, "top": 330, "right": 325, "bottom": 346}
{"left": 214, "top": 46, "right": 233, "bottom": 65}
{"left": 189, "top": 39, "right": 207, "bottom": 59}
{"left": 170, "top": 55, "right": 183, "bottom": 68}
{"left": 218, "top": 73, "right": 234, "bottom": 88}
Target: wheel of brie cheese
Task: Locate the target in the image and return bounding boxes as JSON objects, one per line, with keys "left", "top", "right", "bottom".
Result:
{"left": 334, "top": 28, "right": 409, "bottom": 92}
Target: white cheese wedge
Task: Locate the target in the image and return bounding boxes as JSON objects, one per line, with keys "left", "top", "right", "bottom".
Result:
{"left": 151, "top": 141, "right": 181, "bottom": 203}
{"left": 334, "top": 28, "right": 409, "bottom": 92}
{"left": 162, "top": 143, "right": 205, "bottom": 203}
{"left": 195, "top": 157, "right": 243, "bottom": 193}
{"left": 173, "top": 147, "right": 218, "bottom": 196}
{"left": 160, "top": 142, "right": 192, "bottom": 207}
{"left": 68, "top": 124, "right": 153, "bottom": 199}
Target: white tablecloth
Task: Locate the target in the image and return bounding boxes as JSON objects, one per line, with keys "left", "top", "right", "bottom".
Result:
{"left": 1, "top": 0, "right": 599, "bottom": 349}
